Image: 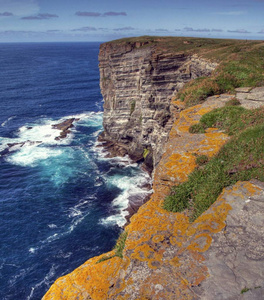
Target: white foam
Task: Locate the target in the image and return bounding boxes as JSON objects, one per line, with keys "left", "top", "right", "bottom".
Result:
{"left": 7, "top": 146, "right": 63, "bottom": 167}
{"left": 29, "top": 247, "right": 36, "bottom": 254}
{"left": 1, "top": 115, "right": 16, "bottom": 127}
{"left": 0, "top": 112, "right": 103, "bottom": 164}
{"left": 101, "top": 169, "right": 152, "bottom": 227}
{"left": 27, "top": 264, "right": 57, "bottom": 300}
{"left": 68, "top": 207, "right": 82, "bottom": 218}
{"left": 48, "top": 224, "right": 57, "bottom": 229}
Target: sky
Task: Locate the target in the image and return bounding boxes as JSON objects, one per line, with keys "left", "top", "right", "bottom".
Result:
{"left": 0, "top": 0, "right": 264, "bottom": 42}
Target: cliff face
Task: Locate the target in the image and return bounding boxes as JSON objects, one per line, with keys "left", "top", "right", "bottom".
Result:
{"left": 99, "top": 41, "right": 217, "bottom": 170}
{"left": 43, "top": 38, "right": 264, "bottom": 300}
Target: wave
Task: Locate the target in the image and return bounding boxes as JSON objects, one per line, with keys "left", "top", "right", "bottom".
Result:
{"left": 1, "top": 115, "right": 16, "bottom": 127}
{"left": 27, "top": 264, "right": 57, "bottom": 300}
{"left": 28, "top": 196, "right": 96, "bottom": 255}
{"left": 0, "top": 112, "right": 103, "bottom": 168}
{"left": 100, "top": 168, "right": 152, "bottom": 227}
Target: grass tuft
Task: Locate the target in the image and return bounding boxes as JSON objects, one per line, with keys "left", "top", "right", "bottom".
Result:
{"left": 164, "top": 106, "right": 264, "bottom": 221}
{"left": 96, "top": 231, "right": 128, "bottom": 263}
{"left": 114, "top": 231, "right": 128, "bottom": 258}
{"left": 178, "top": 45, "right": 264, "bottom": 107}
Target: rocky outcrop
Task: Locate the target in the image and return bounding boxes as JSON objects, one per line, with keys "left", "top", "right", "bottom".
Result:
{"left": 99, "top": 41, "right": 218, "bottom": 171}
{"left": 52, "top": 118, "right": 79, "bottom": 140}
{"left": 42, "top": 94, "right": 234, "bottom": 300}
{"left": 43, "top": 87, "right": 264, "bottom": 299}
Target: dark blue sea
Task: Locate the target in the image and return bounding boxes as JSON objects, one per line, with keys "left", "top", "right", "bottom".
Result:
{"left": 0, "top": 42, "right": 151, "bottom": 299}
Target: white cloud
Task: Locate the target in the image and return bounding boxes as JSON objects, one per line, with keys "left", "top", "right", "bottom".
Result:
{"left": 0, "top": 0, "right": 39, "bottom": 16}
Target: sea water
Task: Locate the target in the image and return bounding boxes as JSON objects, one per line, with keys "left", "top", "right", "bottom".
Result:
{"left": 0, "top": 42, "right": 151, "bottom": 299}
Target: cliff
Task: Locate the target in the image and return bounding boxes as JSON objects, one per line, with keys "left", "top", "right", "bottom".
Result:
{"left": 43, "top": 37, "right": 264, "bottom": 299}
{"left": 98, "top": 38, "right": 217, "bottom": 170}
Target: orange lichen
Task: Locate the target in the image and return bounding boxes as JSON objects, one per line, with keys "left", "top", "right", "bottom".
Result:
{"left": 43, "top": 95, "right": 261, "bottom": 300}
{"left": 187, "top": 234, "right": 213, "bottom": 252}
{"left": 152, "top": 234, "right": 165, "bottom": 244}
{"left": 43, "top": 251, "right": 122, "bottom": 300}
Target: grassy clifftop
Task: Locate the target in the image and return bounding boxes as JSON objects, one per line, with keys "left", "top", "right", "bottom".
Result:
{"left": 107, "top": 35, "right": 264, "bottom": 60}
{"left": 108, "top": 36, "right": 264, "bottom": 107}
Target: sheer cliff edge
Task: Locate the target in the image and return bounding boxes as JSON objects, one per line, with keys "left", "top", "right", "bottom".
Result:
{"left": 43, "top": 37, "right": 264, "bottom": 300}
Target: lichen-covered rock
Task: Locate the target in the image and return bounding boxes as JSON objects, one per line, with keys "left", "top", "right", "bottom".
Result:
{"left": 43, "top": 94, "right": 235, "bottom": 300}
{"left": 99, "top": 41, "right": 218, "bottom": 170}
{"left": 198, "top": 180, "right": 264, "bottom": 300}
{"left": 43, "top": 42, "right": 264, "bottom": 299}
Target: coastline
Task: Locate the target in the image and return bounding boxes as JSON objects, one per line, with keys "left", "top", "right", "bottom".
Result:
{"left": 94, "top": 138, "right": 153, "bottom": 227}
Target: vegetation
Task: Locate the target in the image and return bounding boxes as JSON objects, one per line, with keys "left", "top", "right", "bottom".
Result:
{"left": 195, "top": 155, "right": 209, "bottom": 166}
{"left": 240, "top": 286, "right": 261, "bottom": 294}
{"left": 143, "top": 148, "right": 150, "bottom": 159}
{"left": 178, "top": 44, "right": 264, "bottom": 107}
{"left": 163, "top": 105, "right": 264, "bottom": 221}
{"left": 114, "top": 231, "right": 128, "bottom": 258}
{"left": 241, "top": 287, "right": 250, "bottom": 294}
{"left": 97, "top": 231, "right": 128, "bottom": 263}
{"left": 130, "top": 100, "right": 136, "bottom": 115}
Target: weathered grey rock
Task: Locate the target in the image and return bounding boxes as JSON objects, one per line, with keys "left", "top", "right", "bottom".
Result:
{"left": 99, "top": 41, "right": 218, "bottom": 171}
{"left": 235, "top": 87, "right": 252, "bottom": 93}
{"left": 200, "top": 180, "right": 264, "bottom": 300}
{"left": 237, "top": 87, "right": 264, "bottom": 109}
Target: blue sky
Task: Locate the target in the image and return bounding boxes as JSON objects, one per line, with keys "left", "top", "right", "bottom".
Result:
{"left": 0, "top": 0, "right": 264, "bottom": 42}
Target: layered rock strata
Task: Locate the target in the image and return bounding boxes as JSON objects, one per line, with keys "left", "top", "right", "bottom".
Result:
{"left": 99, "top": 41, "right": 217, "bottom": 171}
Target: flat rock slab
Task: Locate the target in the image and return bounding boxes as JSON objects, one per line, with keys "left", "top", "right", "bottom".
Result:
{"left": 235, "top": 87, "right": 252, "bottom": 93}
{"left": 236, "top": 87, "right": 264, "bottom": 109}
{"left": 200, "top": 180, "right": 264, "bottom": 300}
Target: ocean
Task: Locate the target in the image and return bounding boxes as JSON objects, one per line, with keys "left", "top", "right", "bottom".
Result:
{"left": 0, "top": 42, "right": 151, "bottom": 299}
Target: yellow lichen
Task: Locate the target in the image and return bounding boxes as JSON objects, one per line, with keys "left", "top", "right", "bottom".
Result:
{"left": 43, "top": 96, "right": 260, "bottom": 300}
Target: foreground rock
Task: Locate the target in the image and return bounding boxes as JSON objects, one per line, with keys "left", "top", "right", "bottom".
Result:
{"left": 236, "top": 86, "right": 264, "bottom": 109}
{"left": 42, "top": 95, "right": 233, "bottom": 300}
{"left": 200, "top": 179, "right": 264, "bottom": 299}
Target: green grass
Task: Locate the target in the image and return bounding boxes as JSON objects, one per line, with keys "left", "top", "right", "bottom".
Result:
{"left": 195, "top": 155, "right": 209, "bottom": 166}
{"left": 96, "top": 231, "right": 128, "bottom": 263}
{"left": 130, "top": 100, "right": 136, "bottom": 115}
{"left": 163, "top": 106, "right": 264, "bottom": 221}
{"left": 241, "top": 287, "right": 250, "bottom": 294}
{"left": 178, "top": 44, "right": 264, "bottom": 107}
{"left": 114, "top": 231, "right": 128, "bottom": 258}
{"left": 189, "top": 106, "right": 264, "bottom": 135}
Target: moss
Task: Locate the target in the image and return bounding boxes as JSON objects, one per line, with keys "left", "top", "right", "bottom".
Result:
{"left": 114, "top": 231, "right": 128, "bottom": 258}
{"left": 130, "top": 100, "right": 136, "bottom": 115}
{"left": 143, "top": 148, "right": 150, "bottom": 159}
{"left": 241, "top": 287, "right": 251, "bottom": 294}
{"left": 96, "top": 231, "right": 128, "bottom": 263}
